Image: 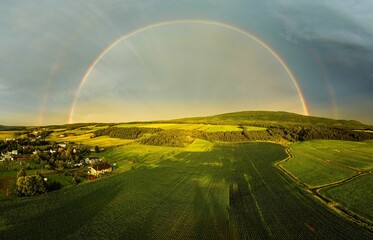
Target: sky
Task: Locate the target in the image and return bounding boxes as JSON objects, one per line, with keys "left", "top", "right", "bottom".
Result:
{"left": 1, "top": 0, "right": 372, "bottom": 125}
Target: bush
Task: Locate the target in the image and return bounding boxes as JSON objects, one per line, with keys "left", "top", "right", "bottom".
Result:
{"left": 16, "top": 174, "right": 46, "bottom": 197}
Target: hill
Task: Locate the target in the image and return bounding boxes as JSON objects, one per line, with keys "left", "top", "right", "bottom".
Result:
{"left": 165, "top": 111, "right": 370, "bottom": 129}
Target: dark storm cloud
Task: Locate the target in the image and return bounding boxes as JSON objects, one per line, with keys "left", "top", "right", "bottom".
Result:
{"left": 0, "top": 0, "right": 372, "bottom": 124}
{"left": 268, "top": 0, "right": 373, "bottom": 123}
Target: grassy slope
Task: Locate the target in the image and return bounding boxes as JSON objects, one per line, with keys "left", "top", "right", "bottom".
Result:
{"left": 166, "top": 111, "right": 370, "bottom": 129}
{"left": 115, "top": 123, "right": 251, "bottom": 132}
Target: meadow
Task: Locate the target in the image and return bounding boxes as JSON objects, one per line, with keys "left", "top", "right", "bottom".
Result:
{"left": 0, "top": 142, "right": 372, "bottom": 239}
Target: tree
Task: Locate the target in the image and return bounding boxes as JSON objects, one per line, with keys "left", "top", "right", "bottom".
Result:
{"left": 17, "top": 168, "right": 26, "bottom": 179}
{"left": 94, "top": 145, "right": 99, "bottom": 153}
{"left": 16, "top": 174, "right": 46, "bottom": 196}
{"left": 72, "top": 176, "right": 78, "bottom": 186}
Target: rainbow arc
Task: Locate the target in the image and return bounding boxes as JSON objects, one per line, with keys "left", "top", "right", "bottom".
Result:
{"left": 68, "top": 19, "right": 309, "bottom": 123}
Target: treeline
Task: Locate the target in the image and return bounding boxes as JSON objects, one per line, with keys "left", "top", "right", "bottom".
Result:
{"left": 93, "top": 126, "right": 373, "bottom": 148}
{"left": 139, "top": 130, "right": 194, "bottom": 147}
{"left": 264, "top": 126, "right": 373, "bottom": 142}
{"left": 94, "top": 127, "right": 163, "bottom": 139}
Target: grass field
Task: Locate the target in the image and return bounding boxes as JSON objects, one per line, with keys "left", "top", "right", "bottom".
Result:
{"left": 0, "top": 142, "right": 371, "bottom": 239}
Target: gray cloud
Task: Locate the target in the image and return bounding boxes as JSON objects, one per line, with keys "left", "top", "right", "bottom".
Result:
{"left": 271, "top": 0, "right": 373, "bottom": 48}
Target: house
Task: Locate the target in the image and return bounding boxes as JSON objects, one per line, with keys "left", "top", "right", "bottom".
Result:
{"left": 88, "top": 163, "right": 113, "bottom": 176}
{"left": 74, "top": 162, "right": 83, "bottom": 167}
{"left": 58, "top": 143, "right": 67, "bottom": 148}
{"left": 85, "top": 158, "right": 101, "bottom": 165}
{"left": 1, "top": 152, "right": 14, "bottom": 161}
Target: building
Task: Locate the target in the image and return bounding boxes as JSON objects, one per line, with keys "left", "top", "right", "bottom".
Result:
{"left": 88, "top": 163, "right": 113, "bottom": 176}
{"left": 85, "top": 158, "right": 101, "bottom": 165}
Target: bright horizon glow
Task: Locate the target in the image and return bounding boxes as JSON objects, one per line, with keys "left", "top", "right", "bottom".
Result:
{"left": 68, "top": 19, "right": 310, "bottom": 123}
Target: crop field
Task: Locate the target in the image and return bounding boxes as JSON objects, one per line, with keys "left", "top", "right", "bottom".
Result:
{"left": 280, "top": 140, "right": 373, "bottom": 226}
{"left": 279, "top": 141, "right": 373, "bottom": 187}
{"left": 1, "top": 142, "right": 371, "bottom": 239}
{"left": 321, "top": 175, "right": 373, "bottom": 221}
{"left": 48, "top": 133, "right": 133, "bottom": 147}
{"left": 290, "top": 140, "right": 373, "bottom": 170}
{"left": 185, "top": 139, "right": 213, "bottom": 152}
{"left": 0, "top": 131, "right": 16, "bottom": 140}
{"left": 93, "top": 143, "right": 183, "bottom": 171}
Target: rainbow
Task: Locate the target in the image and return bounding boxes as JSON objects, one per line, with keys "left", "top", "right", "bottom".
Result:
{"left": 68, "top": 19, "right": 309, "bottom": 123}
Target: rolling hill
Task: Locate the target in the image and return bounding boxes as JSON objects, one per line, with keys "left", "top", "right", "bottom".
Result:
{"left": 164, "top": 111, "right": 370, "bottom": 129}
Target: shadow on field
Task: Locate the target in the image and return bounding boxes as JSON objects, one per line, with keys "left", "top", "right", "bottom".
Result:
{"left": 0, "top": 177, "right": 122, "bottom": 239}
{"left": 1, "top": 142, "right": 372, "bottom": 240}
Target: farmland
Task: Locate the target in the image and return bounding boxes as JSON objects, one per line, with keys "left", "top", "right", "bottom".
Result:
{"left": 280, "top": 140, "right": 373, "bottom": 227}
{"left": 1, "top": 111, "right": 373, "bottom": 239}
{"left": 1, "top": 142, "right": 372, "bottom": 239}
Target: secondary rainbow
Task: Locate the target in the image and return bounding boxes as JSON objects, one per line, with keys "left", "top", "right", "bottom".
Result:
{"left": 68, "top": 19, "right": 309, "bottom": 123}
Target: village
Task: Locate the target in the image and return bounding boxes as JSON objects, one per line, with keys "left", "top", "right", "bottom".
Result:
{"left": 0, "top": 129, "right": 114, "bottom": 197}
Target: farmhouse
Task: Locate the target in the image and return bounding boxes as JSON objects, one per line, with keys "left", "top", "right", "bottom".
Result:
{"left": 85, "top": 158, "right": 101, "bottom": 164}
{"left": 89, "top": 163, "right": 113, "bottom": 176}
{"left": 1, "top": 152, "right": 14, "bottom": 161}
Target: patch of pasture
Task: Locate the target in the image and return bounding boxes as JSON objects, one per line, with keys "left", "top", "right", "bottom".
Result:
{"left": 204, "top": 125, "right": 242, "bottom": 132}
{"left": 185, "top": 139, "right": 213, "bottom": 152}
{"left": 244, "top": 126, "right": 267, "bottom": 131}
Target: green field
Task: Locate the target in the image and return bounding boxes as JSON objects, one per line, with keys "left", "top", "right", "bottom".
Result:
{"left": 185, "top": 139, "right": 213, "bottom": 152}
{"left": 93, "top": 143, "right": 183, "bottom": 171}
{"left": 0, "top": 142, "right": 371, "bottom": 239}
{"left": 280, "top": 140, "right": 373, "bottom": 187}
{"left": 280, "top": 140, "right": 373, "bottom": 226}
{"left": 47, "top": 133, "right": 133, "bottom": 147}
{"left": 321, "top": 175, "right": 373, "bottom": 221}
